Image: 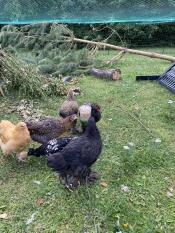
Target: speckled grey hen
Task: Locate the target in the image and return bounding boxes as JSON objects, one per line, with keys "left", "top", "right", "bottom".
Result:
{"left": 26, "top": 114, "right": 77, "bottom": 144}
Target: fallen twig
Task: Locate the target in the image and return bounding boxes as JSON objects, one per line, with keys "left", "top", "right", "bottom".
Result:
{"left": 116, "top": 104, "right": 153, "bottom": 136}
{"left": 106, "top": 50, "right": 126, "bottom": 65}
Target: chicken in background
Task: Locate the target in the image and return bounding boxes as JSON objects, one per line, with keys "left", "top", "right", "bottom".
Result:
{"left": 59, "top": 87, "right": 80, "bottom": 118}
{"left": 0, "top": 120, "right": 31, "bottom": 160}
{"left": 58, "top": 87, "right": 80, "bottom": 133}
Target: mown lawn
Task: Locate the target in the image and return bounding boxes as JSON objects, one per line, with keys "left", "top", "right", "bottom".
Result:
{"left": 1, "top": 48, "right": 175, "bottom": 232}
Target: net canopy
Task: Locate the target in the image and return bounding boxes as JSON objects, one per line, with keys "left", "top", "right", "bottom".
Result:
{"left": 1, "top": 0, "right": 175, "bottom": 24}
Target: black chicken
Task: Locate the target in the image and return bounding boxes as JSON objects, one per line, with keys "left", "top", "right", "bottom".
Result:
{"left": 47, "top": 117, "right": 102, "bottom": 189}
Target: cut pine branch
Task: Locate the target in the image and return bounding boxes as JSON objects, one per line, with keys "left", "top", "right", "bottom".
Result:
{"left": 71, "top": 37, "right": 175, "bottom": 62}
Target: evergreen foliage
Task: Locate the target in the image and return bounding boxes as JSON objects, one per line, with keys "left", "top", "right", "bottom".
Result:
{"left": 0, "top": 24, "right": 99, "bottom": 76}
{"left": 0, "top": 50, "right": 66, "bottom": 98}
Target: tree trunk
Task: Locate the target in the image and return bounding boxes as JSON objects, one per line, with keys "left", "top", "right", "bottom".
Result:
{"left": 71, "top": 37, "right": 175, "bottom": 62}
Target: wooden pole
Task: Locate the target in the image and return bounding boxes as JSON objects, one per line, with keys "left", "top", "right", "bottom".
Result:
{"left": 71, "top": 37, "right": 175, "bottom": 62}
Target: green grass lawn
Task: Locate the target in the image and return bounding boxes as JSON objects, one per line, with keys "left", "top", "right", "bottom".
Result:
{"left": 1, "top": 49, "right": 175, "bottom": 233}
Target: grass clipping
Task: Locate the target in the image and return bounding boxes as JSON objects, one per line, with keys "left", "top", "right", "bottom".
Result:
{"left": 0, "top": 50, "right": 66, "bottom": 98}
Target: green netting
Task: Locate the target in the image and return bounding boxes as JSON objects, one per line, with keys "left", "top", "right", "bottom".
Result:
{"left": 1, "top": 0, "right": 175, "bottom": 24}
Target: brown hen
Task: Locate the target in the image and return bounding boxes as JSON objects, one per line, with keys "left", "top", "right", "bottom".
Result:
{"left": 26, "top": 114, "right": 77, "bottom": 144}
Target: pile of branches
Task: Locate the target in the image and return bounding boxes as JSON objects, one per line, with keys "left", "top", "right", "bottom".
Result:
{"left": 0, "top": 50, "right": 66, "bottom": 98}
